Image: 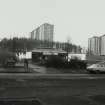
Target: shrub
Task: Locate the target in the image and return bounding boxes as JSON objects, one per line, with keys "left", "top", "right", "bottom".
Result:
{"left": 69, "top": 59, "right": 87, "bottom": 69}
{"left": 45, "top": 55, "right": 65, "bottom": 68}
{"left": 0, "top": 49, "right": 17, "bottom": 66}
{"left": 44, "top": 55, "right": 87, "bottom": 69}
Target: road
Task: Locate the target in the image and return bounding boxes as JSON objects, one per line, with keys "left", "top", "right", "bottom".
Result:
{"left": 0, "top": 73, "right": 104, "bottom": 105}
{"left": 0, "top": 73, "right": 104, "bottom": 79}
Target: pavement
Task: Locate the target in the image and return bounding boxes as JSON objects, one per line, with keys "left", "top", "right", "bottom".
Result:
{"left": 0, "top": 63, "right": 104, "bottom": 80}
{"left": 0, "top": 63, "right": 46, "bottom": 73}
{"left": 28, "top": 63, "right": 46, "bottom": 73}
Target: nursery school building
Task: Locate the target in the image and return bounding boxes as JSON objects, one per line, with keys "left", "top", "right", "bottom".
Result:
{"left": 31, "top": 48, "right": 67, "bottom": 62}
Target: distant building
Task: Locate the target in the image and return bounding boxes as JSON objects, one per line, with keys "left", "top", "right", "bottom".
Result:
{"left": 30, "top": 23, "right": 54, "bottom": 48}
{"left": 68, "top": 54, "right": 86, "bottom": 61}
{"left": 81, "top": 47, "right": 87, "bottom": 54}
{"left": 31, "top": 23, "right": 54, "bottom": 42}
{"left": 100, "top": 35, "right": 105, "bottom": 55}
{"left": 88, "top": 36, "right": 100, "bottom": 55}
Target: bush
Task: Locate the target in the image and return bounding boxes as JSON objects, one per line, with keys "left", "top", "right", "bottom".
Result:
{"left": 0, "top": 49, "right": 17, "bottom": 66}
{"left": 69, "top": 59, "right": 87, "bottom": 69}
{"left": 45, "top": 55, "right": 65, "bottom": 68}
{"left": 44, "top": 55, "right": 87, "bottom": 69}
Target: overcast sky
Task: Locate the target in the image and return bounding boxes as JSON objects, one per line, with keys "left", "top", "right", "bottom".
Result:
{"left": 0, "top": 0, "right": 105, "bottom": 47}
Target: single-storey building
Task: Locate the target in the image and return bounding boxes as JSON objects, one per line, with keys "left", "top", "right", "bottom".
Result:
{"left": 31, "top": 48, "right": 67, "bottom": 62}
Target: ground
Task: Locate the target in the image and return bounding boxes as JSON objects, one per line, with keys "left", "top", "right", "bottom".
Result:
{"left": 0, "top": 74, "right": 105, "bottom": 105}
{"left": 0, "top": 62, "right": 104, "bottom": 105}
{"left": 0, "top": 62, "right": 87, "bottom": 74}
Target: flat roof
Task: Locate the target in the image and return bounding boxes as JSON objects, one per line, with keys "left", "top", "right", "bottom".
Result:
{"left": 32, "top": 48, "right": 67, "bottom": 54}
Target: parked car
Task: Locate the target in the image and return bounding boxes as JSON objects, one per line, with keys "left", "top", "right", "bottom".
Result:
{"left": 87, "top": 61, "right": 105, "bottom": 73}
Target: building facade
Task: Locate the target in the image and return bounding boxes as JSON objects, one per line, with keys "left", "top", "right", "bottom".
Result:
{"left": 100, "top": 35, "right": 105, "bottom": 55}
{"left": 88, "top": 36, "right": 100, "bottom": 55}
{"left": 31, "top": 23, "right": 54, "bottom": 42}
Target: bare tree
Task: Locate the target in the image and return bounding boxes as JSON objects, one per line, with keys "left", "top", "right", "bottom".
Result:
{"left": 66, "top": 36, "right": 71, "bottom": 61}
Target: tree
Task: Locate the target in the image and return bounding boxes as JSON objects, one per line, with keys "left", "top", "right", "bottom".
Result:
{"left": 66, "top": 36, "right": 71, "bottom": 61}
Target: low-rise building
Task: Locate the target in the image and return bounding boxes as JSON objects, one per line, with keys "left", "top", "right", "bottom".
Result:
{"left": 31, "top": 48, "right": 67, "bottom": 62}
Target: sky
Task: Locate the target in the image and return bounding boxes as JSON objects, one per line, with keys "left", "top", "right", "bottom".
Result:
{"left": 0, "top": 0, "right": 105, "bottom": 48}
